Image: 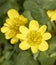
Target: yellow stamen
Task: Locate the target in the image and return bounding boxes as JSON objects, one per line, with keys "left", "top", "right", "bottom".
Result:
{"left": 27, "top": 31, "right": 42, "bottom": 46}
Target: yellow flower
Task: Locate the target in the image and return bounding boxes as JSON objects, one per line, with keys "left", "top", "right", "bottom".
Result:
{"left": 1, "top": 9, "right": 28, "bottom": 44}
{"left": 47, "top": 10, "right": 56, "bottom": 21}
{"left": 17, "top": 20, "right": 51, "bottom": 54}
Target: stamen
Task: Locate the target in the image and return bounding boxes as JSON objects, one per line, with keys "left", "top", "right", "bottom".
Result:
{"left": 27, "top": 31, "right": 42, "bottom": 46}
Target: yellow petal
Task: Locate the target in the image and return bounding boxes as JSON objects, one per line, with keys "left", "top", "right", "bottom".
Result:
{"left": 43, "top": 32, "right": 51, "bottom": 40}
{"left": 19, "top": 41, "right": 30, "bottom": 50}
{"left": 51, "top": 14, "right": 56, "bottom": 21}
{"left": 7, "top": 9, "right": 19, "bottom": 19}
{"left": 6, "top": 18, "right": 13, "bottom": 26}
{"left": 19, "top": 26, "right": 29, "bottom": 34}
{"left": 29, "top": 20, "right": 39, "bottom": 30}
{"left": 16, "top": 34, "right": 26, "bottom": 40}
{"left": 5, "top": 35, "right": 11, "bottom": 39}
{"left": 5, "top": 30, "right": 15, "bottom": 39}
{"left": 19, "top": 15, "right": 28, "bottom": 24}
{"left": 47, "top": 10, "right": 55, "bottom": 18}
{"left": 31, "top": 46, "right": 39, "bottom": 54}
{"left": 11, "top": 36, "right": 18, "bottom": 44}
{"left": 4, "top": 23, "right": 9, "bottom": 27}
{"left": 1, "top": 26, "right": 9, "bottom": 33}
{"left": 39, "top": 41, "right": 48, "bottom": 51}
{"left": 39, "top": 25, "right": 47, "bottom": 34}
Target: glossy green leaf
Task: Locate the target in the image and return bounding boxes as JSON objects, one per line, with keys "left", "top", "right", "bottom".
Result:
{"left": 0, "top": 0, "right": 19, "bottom": 17}
{"left": 24, "top": 0, "right": 49, "bottom": 24}
{"left": 38, "top": 52, "right": 56, "bottom": 65}
{"left": 36, "top": 0, "right": 56, "bottom": 9}
{"left": 14, "top": 52, "right": 39, "bottom": 65}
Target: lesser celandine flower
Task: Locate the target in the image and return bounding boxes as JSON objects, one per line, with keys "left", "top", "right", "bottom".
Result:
{"left": 47, "top": 10, "right": 56, "bottom": 21}
{"left": 1, "top": 9, "right": 28, "bottom": 44}
{"left": 17, "top": 20, "right": 51, "bottom": 54}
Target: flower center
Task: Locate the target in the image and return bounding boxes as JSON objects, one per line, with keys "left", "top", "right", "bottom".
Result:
{"left": 10, "top": 17, "right": 26, "bottom": 34}
{"left": 27, "top": 31, "right": 42, "bottom": 46}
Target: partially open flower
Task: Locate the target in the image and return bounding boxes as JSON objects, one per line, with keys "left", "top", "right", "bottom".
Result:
{"left": 1, "top": 9, "right": 28, "bottom": 44}
{"left": 17, "top": 20, "right": 51, "bottom": 54}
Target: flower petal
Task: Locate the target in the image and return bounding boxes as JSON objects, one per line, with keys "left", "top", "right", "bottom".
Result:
{"left": 47, "top": 10, "right": 55, "bottom": 18}
{"left": 16, "top": 34, "right": 26, "bottom": 40}
{"left": 43, "top": 32, "right": 51, "bottom": 40}
{"left": 39, "top": 41, "right": 48, "bottom": 51}
{"left": 5, "top": 30, "right": 15, "bottom": 39}
{"left": 19, "top": 15, "right": 28, "bottom": 24}
{"left": 11, "top": 36, "right": 18, "bottom": 44}
{"left": 7, "top": 9, "right": 19, "bottom": 19}
{"left": 6, "top": 18, "right": 13, "bottom": 26}
{"left": 19, "top": 26, "right": 29, "bottom": 34}
{"left": 19, "top": 41, "right": 30, "bottom": 50}
{"left": 39, "top": 25, "right": 47, "bottom": 34}
{"left": 51, "top": 14, "right": 56, "bottom": 21}
{"left": 29, "top": 20, "right": 39, "bottom": 30}
{"left": 31, "top": 46, "right": 39, "bottom": 54}
{"left": 1, "top": 26, "right": 9, "bottom": 33}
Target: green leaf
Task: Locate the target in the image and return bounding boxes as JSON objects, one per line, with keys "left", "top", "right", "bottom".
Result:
{"left": 47, "top": 22, "right": 52, "bottom": 32}
{"left": 23, "top": 11, "right": 33, "bottom": 21}
{"left": 14, "top": 52, "right": 39, "bottom": 65}
{"left": 48, "top": 36, "right": 56, "bottom": 54}
{"left": 0, "top": 51, "right": 13, "bottom": 64}
{"left": 38, "top": 52, "right": 55, "bottom": 65}
{"left": 0, "top": 14, "right": 7, "bottom": 27}
{"left": 1, "top": 60, "right": 13, "bottom": 65}
{"left": 36, "top": 0, "right": 56, "bottom": 9}
{"left": 50, "top": 52, "right": 56, "bottom": 60}
{"left": 0, "top": 0, "right": 19, "bottom": 17}
{"left": 23, "top": 11, "right": 34, "bottom": 27}
{"left": 0, "top": 32, "right": 7, "bottom": 44}
{"left": 0, "top": 0, "right": 7, "bottom": 5}
{"left": 24, "top": 0, "right": 49, "bottom": 24}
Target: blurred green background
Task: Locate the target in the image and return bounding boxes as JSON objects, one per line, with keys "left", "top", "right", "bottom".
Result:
{"left": 0, "top": 0, "right": 56, "bottom": 65}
